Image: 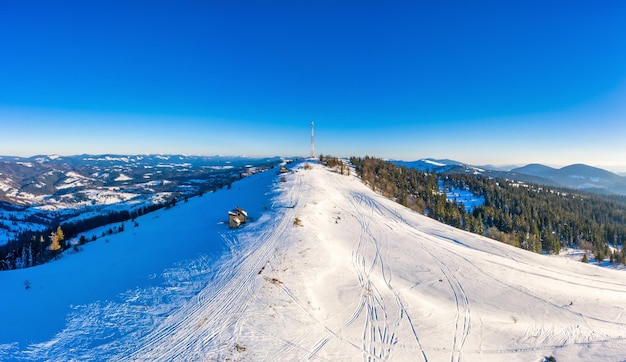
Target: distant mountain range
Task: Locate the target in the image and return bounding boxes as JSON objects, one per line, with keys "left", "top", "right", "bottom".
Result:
{"left": 508, "top": 163, "right": 626, "bottom": 195}
{"left": 394, "top": 158, "right": 626, "bottom": 195}
{"left": 0, "top": 154, "right": 283, "bottom": 206}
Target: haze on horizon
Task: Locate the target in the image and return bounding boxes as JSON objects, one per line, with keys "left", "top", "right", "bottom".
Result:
{"left": 1, "top": 2, "right": 625, "bottom": 171}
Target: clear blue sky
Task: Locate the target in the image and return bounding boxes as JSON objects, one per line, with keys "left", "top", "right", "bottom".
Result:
{"left": 1, "top": 1, "right": 625, "bottom": 170}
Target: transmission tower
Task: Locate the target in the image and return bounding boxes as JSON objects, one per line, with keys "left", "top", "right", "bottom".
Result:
{"left": 310, "top": 121, "right": 315, "bottom": 159}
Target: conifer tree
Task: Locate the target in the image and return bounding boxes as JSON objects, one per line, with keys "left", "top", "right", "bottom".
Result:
{"left": 49, "top": 233, "right": 61, "bottom": 252}
{"left": 56, "top": 226, "right": 65, "bottom": 243}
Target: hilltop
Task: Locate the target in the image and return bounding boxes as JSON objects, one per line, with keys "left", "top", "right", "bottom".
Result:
{"left": 2, "top": 161, "right": 626, "bottom": 361}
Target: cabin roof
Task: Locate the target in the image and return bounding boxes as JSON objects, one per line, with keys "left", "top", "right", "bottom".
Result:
{"left": 229, "top": 207, "right": 247, "bottom": 217}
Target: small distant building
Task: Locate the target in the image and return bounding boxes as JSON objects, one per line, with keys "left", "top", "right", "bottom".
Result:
{"left": 279, "top": 166, "right": 289, "bottom": 173}
{"left": 228, "top": 206, "right": 248, "bottom": 228}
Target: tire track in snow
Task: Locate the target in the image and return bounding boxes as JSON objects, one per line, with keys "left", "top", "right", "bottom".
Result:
{"left": 299, "top": 172, "right": 428, "bottom": 362}
{"left": 371, "top": 206, "right": 474, "bottom": 362}
{"left": 346, "top": 190, "right": 428, "bottom": 362}
{"left": 114, "top": 169, "right": 306, "bottom": 361}
{"left": 265, "top": 278, "right": 367, "bottom": 361}
{"left": 429, "top": 252, "right": 471, "bottom": 362}
{"left": 366, "top": 197, "right": 429, "bottom": 362}
{"left": 407, "top": 225, "right": 626, "bottom": 357}
{"left": 351, "top": 164, "right": 626, "bottom": 360}
{"left": 251, "top": 324, "right": 336, "bottom": 362}
{"left": 300, "top": 288, "right": 367, "bottom": 361}
{"left": 352, "top": 194, "right": 397, "bottom": 361}
{"left": 426, "top": 228, "right": 626, "bottom": 290}
{"left": 293, "top": 175, "right": 379, "bottom": 360}
{"left": 421, "top": 228, "right": 626, "bottom": 328}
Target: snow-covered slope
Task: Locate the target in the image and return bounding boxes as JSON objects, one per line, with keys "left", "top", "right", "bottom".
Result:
{"left": 2, "top": 161, "right": 626, "bottom": 361}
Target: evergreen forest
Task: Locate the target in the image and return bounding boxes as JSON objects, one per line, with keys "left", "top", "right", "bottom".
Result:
{"left": 350, "top": 156, "right": 626, "bottom": 264}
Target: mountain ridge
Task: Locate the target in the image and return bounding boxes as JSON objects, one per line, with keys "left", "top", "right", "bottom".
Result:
{"left": 511, "top": 162, "right": 626, "bottom": 194}
{"left": 394, "top": 158, "right": 626, "bottom": 195}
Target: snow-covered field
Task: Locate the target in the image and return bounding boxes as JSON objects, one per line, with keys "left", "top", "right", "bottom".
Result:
{"left": 439, "top": 181, "right": 485, "bottom": 212}
{"left": 2, "top": 161, "right": 626, "bottom": 361}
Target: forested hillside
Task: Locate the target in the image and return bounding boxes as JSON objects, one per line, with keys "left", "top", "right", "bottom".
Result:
{"left": 350, "top": 156, "right": 626, "bottom": 263}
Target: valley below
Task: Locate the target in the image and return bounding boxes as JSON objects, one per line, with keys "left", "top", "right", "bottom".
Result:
{"left": 0, "top": 154, "right": 283, "bottom": 250}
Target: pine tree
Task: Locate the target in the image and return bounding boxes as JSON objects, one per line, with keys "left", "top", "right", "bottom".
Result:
{"left": 27, "top": 244, "right": 32, "bottom": 267}
{"left": 49, "top": 233, "right": 61, "bottom": 252}
{"left": 56, "top": 226, "right": 65, "bottom": 243}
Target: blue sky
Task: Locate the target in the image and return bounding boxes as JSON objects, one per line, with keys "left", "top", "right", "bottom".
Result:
{"left": 1, "top": 1, "right": 625, "bottom": 170}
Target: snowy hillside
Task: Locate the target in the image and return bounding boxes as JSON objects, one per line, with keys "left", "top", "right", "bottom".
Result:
{"left": 2, "top": 161, "right": 626, "bottom": 361}
{"left": 0, "top": 155, "right": 283, "bottom": 247}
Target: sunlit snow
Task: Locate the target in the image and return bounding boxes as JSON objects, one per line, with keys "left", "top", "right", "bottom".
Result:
{"left": 114, "top": 174, "right": 133, "bottom": 182}
{"left": 2, "top": 161, "right": 626, "bottom": 361}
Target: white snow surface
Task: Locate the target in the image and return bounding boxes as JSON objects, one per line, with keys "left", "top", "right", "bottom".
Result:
{"left": 439, "top": 181, "right": 485, "bottom": 213}
{"left": 114, "top": 173, "right": 133, "bottom": 182}
{"left": 55, "top": 172, "right": 92, "bottom": 190}
{"left": 2, "top": 162, "right": 626, "bottom": 361}
{"left": 424, "top": 159, "right": 446, "bottom": 167}
{"left": 0, "top": 179, "right": 15, "bottom": 192}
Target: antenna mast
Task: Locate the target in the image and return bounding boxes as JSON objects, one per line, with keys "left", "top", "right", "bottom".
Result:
{"left": 310, "top": 121, "right": 315, "bottom": 158}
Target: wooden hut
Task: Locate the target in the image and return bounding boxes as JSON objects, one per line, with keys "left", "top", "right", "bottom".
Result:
{"left": 228, "top": 206, "right": 248, "bottom": 228}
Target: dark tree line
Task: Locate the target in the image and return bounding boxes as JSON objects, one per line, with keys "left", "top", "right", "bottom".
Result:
{"left": 350, "top": 156, "right": 626, "bottom": 263}
{"left": 0, "top": 199, "right": 175, "bottom": 270}
{"left": 319, "top": 154, "right": 350, "bottom": 175}
{"left": 0, "top": 165, "right": 272, "bottom": 270}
